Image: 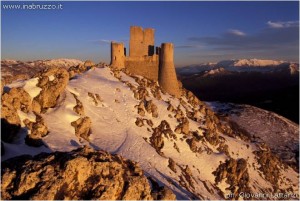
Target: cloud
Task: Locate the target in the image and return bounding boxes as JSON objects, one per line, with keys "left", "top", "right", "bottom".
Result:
{"left": 267, "top": 20, "right": 299, "bottom": 28}
{"left": 227, "top": 29, "right": 246, "bottom": 36}
{"left": 89, "top": 38, "right": 128, "bottom": 44}
{"left": 187, "top": 25, "right": 299, "bottom": 61}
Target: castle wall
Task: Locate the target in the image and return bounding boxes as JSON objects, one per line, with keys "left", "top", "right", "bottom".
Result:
{"left": 158, "top": 43, "right": 180, "bottom": 97}
{"left": 110, "top": 42, "right": 125, "bottom": 69}
{"left": 125, "top": 55, "right": 159, "bottom": 80}
{"left": 129, "top": 26, "right": 155, "bottom": 57}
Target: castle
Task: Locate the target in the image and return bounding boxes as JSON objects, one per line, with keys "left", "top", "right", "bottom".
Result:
{"left": 110, "top": 26, "right": 180, "bottom": 97}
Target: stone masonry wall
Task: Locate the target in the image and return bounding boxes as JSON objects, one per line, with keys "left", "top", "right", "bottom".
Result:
{"left": 125, "top": 55, "right": 159, "bottom": 80}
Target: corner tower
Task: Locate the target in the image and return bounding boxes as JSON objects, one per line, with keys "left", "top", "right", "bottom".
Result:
{"left": 158, "top": 43, "right": 180, "bottom": 97}
{"left": 110, "top": 42, "right": 125, "bottom": 69}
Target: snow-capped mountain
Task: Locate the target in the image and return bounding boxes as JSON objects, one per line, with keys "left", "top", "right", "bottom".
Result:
{"left": 1, "top": 64, "right": 298, "bottom": 199}
{"left": 177, "top": 59, "right": 299, "bottom": 75}
{"left": 217, "top": 59, "right": 287, "bottom": 67}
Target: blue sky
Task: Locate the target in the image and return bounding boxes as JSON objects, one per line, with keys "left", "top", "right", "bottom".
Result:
{"left": 1, "top": 1, "right": 299, "bottom": 67}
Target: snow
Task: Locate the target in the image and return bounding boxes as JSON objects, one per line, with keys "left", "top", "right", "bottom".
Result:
{"left": 23, "top": 77, "right": 42, "bottom": 98}
{"left": 42, "top": 58, "right": 83, "bottom": 68}
{"left": 5, "top": 77, "right": 42, "bottom": 99}
{"left": 217, "top": 59, "right": 286, "bottom": 67}
{"left": 2, "top": 66, "right": 299, "bottom": 199}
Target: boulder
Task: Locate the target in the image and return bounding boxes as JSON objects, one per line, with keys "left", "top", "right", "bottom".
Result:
{"left": 34, "top": 68, "right": 69, "bottom": 110}
{"left": 1, "top": 147, "right": 175, "bottom": 200}
{"left": 24, "top": 115, "right": 48, "bottom": 147}
{"left": 1, "top": 87, "right": 32, "bottom": 142}
{"left": 71, "top": 117, "right": 91, "bottom": 141}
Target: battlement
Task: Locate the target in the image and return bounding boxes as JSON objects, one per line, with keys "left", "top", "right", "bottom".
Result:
{"left": 110, "top": 26, "right": 180, "bottom": 97}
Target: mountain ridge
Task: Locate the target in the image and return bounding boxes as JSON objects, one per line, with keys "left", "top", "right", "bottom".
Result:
{"left": 1, "top": 63, "right": 298, "bottom": 199}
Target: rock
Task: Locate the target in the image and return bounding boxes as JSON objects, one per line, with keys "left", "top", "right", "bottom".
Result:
{"left": 150, "top": 120, "right": 177, "bottom": 155}
{"left": 2, "top": 88, "right": 32, "bottom": 113}
{"left": 135, "top": 101, "right": 146, "bottom": 116}
{"left": 254, "top": 149, "right": 281, "bottom": 187}
{"left": 68, "top": 62, "right": 92, "bottom": 79}
{"left": 1, "top": 147, "right": 175, "bottom": 200}
{"left": 168, "top": 158, "right": 177, "bottom": 173}
{"left": 84, "top": 60, "right": 95, "bottom": 68}
{"left": 152, "top": 186, "right": 177, "bottom": 200}
{"left": 32, "top": 100, "right": 41, "bottom": 114}
{"left": 71, "top": 117, "right": 91, "bottom": 141}
{"left": 1, "top": 87, "right": 32, "bottom": 142}
{"left": 34, "top": 68, "right": 69, "bottom": 110}
{"left": 72, "top": 94, "right": 85, "bottom": 116}
{"left": 213, "top": 158, "right": 250, "bottom": 199}
{"left": 135, "top": 118, "right": 144, "bottom": 127}
{"left": 175, "top": 118, "right": 189, "bottom": 135}
{"left": 133, "top": 87, "right": 149, "bottom": 100}
{"left": 186, "top": 138, "right": 198, "bottom": 152}
{"left": 145, "top": 100, "right": 158, "bottom": 118}
{"left": 24, "top": 114, "right": 48, "bottom": 147}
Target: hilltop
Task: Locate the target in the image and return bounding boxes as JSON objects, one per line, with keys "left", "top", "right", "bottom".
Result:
{"left": 1, "top": 62, "right": 298, "bottom": 199}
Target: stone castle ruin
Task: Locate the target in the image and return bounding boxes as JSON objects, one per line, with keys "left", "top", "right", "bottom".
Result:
{"left": 110, "top": 26, "right": 180, "bottom": 97}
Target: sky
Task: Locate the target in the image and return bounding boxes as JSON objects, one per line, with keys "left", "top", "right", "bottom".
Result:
{"left": 1, "top": 1, "right": 299, "bottom": 67}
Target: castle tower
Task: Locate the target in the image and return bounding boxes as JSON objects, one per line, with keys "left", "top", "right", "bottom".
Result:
{"left": 158, "top": 43, "right": 180, "bottom": 97}
{"left": 129, "top": 26, "right": 155, "bottom": 57}
{"left": 110, "top": 42, "right": 125, "bottom": 69}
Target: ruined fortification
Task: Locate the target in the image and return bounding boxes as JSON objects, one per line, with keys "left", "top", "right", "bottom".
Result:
{"left": 110, "top": 26, "right": 180, "bottom": 97}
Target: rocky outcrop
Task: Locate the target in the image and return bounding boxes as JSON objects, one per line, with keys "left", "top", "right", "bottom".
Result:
{"left": 34, "top": 67, "right": 69, "bottom": 110}
{"left": 24, "top": 114, "right": 48, "bottom": 147}
{"left": 1, "top": 88, "right": 32, "bottom": 142}
{"left": 150, "top": 120, "right": 176, "bottom": 155}
{"left": 68, "top": 60, "right": 95, "bottom": 79}
{"left": 71, "top": 117, "right": 92, "bottom": 142}
{"left": 175, "top": 117, "right": 189, "bottom": 135}
{"left": 145, "top": 100, "right": 158, "bottom": 118}
{"left": 1, "top": 147, "right": 175, "bottom": 200}
{"left": 254, "top": 148, "right": 282, "bottom": 187}
{"left": 213, "top": 158, "right": 250, "bottom": 199}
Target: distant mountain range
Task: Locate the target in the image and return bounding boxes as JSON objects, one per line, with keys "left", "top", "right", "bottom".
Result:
{"left": 177, "top": 59, "right": 299, "bottom": 75}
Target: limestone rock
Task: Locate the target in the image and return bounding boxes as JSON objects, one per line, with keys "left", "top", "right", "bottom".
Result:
{"left": 150, "top": 120, "right": 176, "bottom": 155}
{"left": 175, "top": 117, "right": 189, "bottom": 135}
{"left": 71, "top": 117, "right": 91, "bottom": 141}
{"left": 168, "top": 158, "right": 177, "bottom": 173}
{"left": 1, "top": 87, "right": 32, "bottom": 142}
{"left": 2, "top": 87, "right": 32, "bottom": 113}
{"left": 84, "top": 60, "right": 95, "bottom": 68}
{"left": 68, "top": 61, "right": 93, "bottom": 79}
{"left": 72, "top": 93, "right": 85, "bottom": 116}
{"left": 213, "top": 158, "right": 250, "bottom": 199}
{"left": 135, "top": 118, "right": 144, "bottom": 127}
{"left": 34, "top": 68, "right": 69, "bottom": 110}
{"left": 1, "top": 147, "right": 175, "bottom": 200}
{"left": 254, "top": 149, "right": 281, "bottom": 186}
{"left": 24, "top": 115, "right": 48, "bottom": 147}
{"left": 145, "top": 100, "right": 158, "bottom": 118}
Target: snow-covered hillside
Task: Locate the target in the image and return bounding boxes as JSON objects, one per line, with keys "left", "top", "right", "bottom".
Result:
{"left": 207, "top": 102, "right": 299, "bottom": 169}
{"left": 2, "top": 66, "right": 299, "bottom": 199}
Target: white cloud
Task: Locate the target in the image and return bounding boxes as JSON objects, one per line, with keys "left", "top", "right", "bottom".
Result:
{"left": 227, "top": 29, "right": 246, "bottom": 36}
{"left": 267, "top": 21, "right": 299, "bottom": 28}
